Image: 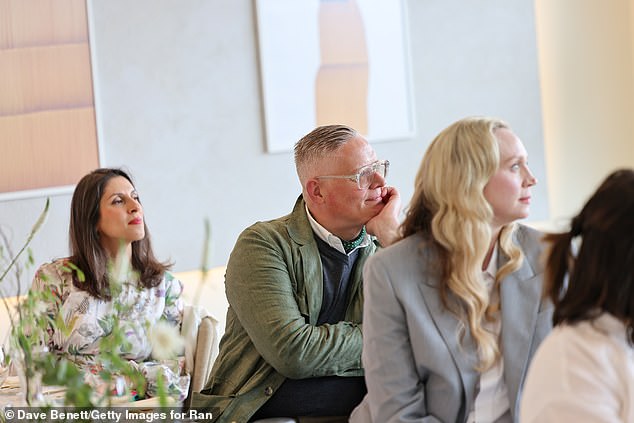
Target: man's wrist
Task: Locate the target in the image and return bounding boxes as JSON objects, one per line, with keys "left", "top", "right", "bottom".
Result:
{"left": 376, "top": 228, "right": 398, "bottom": 247}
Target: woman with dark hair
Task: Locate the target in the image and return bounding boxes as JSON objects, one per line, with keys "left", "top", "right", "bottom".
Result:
{"left": 30, "top": 168, "right": 187, "bottom": 398}
{"left": 521, "top": 168, "right": 634, "bottom": 422}
{"left": 351, "top": 116, "right": 551, "bottom": 422}
{"left": 65, "top": 167, "right": 170, "bottom": 300}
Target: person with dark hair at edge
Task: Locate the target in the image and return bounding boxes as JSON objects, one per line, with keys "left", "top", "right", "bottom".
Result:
{"left": 521, "top": 168, "right": 634, "bottom": 422}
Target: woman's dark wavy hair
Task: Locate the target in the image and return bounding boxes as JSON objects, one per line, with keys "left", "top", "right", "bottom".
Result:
{"left": 69, "top": 168, "right": 170, "bottom": 300}
{"left": 543, "top": 168, "right": 634, "bottom": 344}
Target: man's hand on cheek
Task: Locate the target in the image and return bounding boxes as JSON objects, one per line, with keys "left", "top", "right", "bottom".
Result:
{"left": 366, "top": 186, "right": 402, "bottom": 247}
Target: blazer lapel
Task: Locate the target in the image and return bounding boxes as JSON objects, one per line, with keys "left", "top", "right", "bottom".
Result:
{"left": 418, "top": 248, "right": 480, "bottom": 411}
{"left": 287, "top": 195, "right": 323, "bottom": 325}
{"left": 499, "top": 251, "right": 541, "bottom": 413}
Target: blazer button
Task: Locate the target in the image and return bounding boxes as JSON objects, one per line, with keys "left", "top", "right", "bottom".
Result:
{"left": 264, "top": 386, "right": 274, "bottom": 396}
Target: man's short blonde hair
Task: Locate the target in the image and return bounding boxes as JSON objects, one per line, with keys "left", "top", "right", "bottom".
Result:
{"left": 294, "top": 125, "right": 359, "bottom": 185}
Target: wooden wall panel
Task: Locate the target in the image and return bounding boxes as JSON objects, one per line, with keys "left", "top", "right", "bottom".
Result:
{"left": 0, "top": 0, "right": 87, "bottom": 49}
{"left": 0, "top": 0, "right": 99, "bottom": 197}
{"left": 0, "top": 44, "right": 93, "bottom": 115}
{"left": 0, "top": 108, "right": 98, "bottom": 192}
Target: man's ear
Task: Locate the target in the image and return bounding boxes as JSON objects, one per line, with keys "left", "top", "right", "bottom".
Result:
{"left": 305, "top": 179, "right": 325, "bottom": 204}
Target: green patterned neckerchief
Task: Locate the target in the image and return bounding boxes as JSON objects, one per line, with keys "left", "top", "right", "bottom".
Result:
{"left": 340, "top": 226, "right": 367, "bottom": 254}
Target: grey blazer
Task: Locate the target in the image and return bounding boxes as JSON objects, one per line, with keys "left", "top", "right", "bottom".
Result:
{"left": 350, "top": 225, "right": 553, "bottom": 423}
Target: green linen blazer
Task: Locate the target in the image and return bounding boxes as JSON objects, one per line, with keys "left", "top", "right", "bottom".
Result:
{"left": 191, "top": 196, "right": 377, "bottom": 422}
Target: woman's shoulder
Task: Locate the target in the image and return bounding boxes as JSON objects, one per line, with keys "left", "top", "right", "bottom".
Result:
{"left": 579, "top": 313, "right": 632, "bottom": 350}
{"left": 515, "top": 224, "right": 548, "bottom": 268}
{"left": 35, "top": 258, "right": 75, "bottom": 280}
{"left": 162, "top": 271, "right": 181, "bottom": 285}
{"left": 365, "top": 234, "right": 444, "bottom": 295}
{"left": 374, "top": 233, "right": 430, "bottom": 260}
{"left": 32, "top": 258, "right": 76, "bottom": 295}
{"left": 160, "top": 271, "right": 183, "bottom": 294}
{"left": 515, "top": 223, "right": 547, "bottom": 248}
{"left": 369, "top": 233, "right": 438, "bottom": 275}
{"left": 539, "top": 315, "right": 631, "bottom": 369}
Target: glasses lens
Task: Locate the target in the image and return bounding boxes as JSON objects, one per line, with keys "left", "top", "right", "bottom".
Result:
{"left": 359, "top": 161, "right": 387, "bottom": 189}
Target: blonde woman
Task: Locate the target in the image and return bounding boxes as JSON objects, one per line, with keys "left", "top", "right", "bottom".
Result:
{"left": 351, "top": 117, "right": 552, "bottom": 423}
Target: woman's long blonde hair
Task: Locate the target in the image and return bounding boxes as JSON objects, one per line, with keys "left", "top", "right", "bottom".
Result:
{"left": 401, "top": 117, "right": 523, "bottom": 371}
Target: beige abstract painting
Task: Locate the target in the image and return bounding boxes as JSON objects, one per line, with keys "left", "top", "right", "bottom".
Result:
{"left": 256, "top": 0, "right": 414, "bottom": 153}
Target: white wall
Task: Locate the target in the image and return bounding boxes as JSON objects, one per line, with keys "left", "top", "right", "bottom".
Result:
{"left": 1, "top": 0, "right": 548, "bottom": 294}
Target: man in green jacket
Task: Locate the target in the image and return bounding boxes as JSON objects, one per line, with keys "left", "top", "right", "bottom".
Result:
{"left": 191, "top": 125, "right": 401, "bottom": 422}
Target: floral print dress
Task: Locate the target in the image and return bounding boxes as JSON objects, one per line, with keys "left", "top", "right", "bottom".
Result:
{"left": 30, "top": 259, "right": 187, "bottom": 399}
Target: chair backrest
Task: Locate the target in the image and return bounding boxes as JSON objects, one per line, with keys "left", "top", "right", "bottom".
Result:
{"left": 176, "top": 266, "right": 229, "bottom": 341}
{"left": 175, "top": 266, "right": 228, "bottom": 406}
{"left": 183, "top": 314, "right": 217, "bottom": 409}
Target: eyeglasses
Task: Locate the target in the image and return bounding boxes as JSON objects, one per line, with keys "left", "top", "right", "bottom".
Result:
{"left": 316, "top": 160, "right": 389, "bottom": 190}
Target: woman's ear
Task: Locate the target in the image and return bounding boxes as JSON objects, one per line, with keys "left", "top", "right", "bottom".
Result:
{"left": 305, "top": 179, "right": 326, "bottom": 204}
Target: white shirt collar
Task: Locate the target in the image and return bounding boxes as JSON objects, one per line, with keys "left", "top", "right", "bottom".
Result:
{"left": 305, "top": 204, "right": 371, "bottom": 255}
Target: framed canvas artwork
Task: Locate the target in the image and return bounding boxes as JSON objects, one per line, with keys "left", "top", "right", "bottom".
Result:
{"left": 256, "top": 0, "right": 415, "bottom": 152}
